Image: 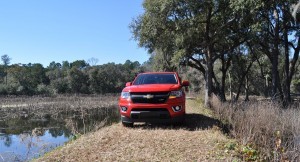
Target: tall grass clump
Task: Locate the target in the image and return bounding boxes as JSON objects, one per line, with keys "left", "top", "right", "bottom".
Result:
{"left": 210, "top": 95, "right": 300, "bottom": 161}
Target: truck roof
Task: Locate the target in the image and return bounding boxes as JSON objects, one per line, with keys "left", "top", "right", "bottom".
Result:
{"left": 139, "top": 72, "right": 177, "bottom": 74}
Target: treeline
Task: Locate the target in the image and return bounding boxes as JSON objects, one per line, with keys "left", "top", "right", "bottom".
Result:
{"left": 131, "top": 0, "right": 300, "bottom": 106}
{"left": 0, "top": 58, "right": 144, "bottom": 95}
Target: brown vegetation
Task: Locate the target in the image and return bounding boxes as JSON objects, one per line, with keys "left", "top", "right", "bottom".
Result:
{"left": 36, "top": 99, "right": 238, "bottom": 161}
{"left": 0, "top": 95, "right": 119, "bottom": 134}
{"left": 211, "top": 95, "right": 300, "bottom": 161}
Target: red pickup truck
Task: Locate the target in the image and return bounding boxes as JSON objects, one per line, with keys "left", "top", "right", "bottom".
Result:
{"left": 119, "top": 72, "right": 189, "bottom": 126}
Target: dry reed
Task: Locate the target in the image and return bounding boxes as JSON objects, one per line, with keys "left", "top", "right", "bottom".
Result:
{"left": 211, "top": 95, "right": 300, "bottom": 161}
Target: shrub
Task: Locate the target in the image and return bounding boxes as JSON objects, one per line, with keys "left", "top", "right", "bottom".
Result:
{"left": 0, "top": 84, "right": 8, "bottom": 95}
{"left": 50, "top": 78, "right": 70, "bottom": 94}
{"left": 0, "top": 83, "right": 20, "bottom": 95}
{"left": 37, "top": 84, "right": 52, "bottom": 95}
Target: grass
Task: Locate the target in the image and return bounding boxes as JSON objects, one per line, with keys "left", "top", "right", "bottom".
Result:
{"left": 210, "top": 95, "right": 300, "bottom": 161}
{"left": 35, "top": 97, "right": 239, "bottom": 162}
{"left": 7, "top": 94, "right": 298, "bottom": 161}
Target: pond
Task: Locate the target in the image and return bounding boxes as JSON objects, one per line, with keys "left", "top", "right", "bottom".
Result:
{"left": 0, "top": 96, "right": 119, "bottom": 162}
{"left": 0, "top": 129, "right": 70, "bottom": 161}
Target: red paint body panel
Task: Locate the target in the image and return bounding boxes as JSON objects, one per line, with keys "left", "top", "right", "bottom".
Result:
{"left": 118, "top": 72, "right": 188, "bottom": 124}
{"left": 122, "top": 84, "right": 181, "bottom": 93}
{"left": 119, "top": 96, "right": 186, "bottom": 118}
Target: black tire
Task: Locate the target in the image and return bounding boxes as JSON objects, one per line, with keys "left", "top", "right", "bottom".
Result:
{"left": 173, "top": 116, "right": 186, "bottom": 126}
{"left": 122, "top": 121, "right": 133, "bottom": 127}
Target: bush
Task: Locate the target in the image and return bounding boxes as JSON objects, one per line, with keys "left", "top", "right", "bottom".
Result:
{"left": 0, "top": 84, "right": 8, "bottom": 95}
{"left": 51, "top": 78, "right": 70, "bottom": 94}
{"left": 37, "top": 84, "right": 53, "bottom": 95}
{"left": 211, "top": 95, "right": 300, "bottom": 161}
{"left": 0, "top": 83, "right": 20, "bottom": 95}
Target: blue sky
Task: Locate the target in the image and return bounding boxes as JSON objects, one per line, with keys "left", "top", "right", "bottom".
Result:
{"left": 0, "top": 0, "right": 148, "bottom": 67}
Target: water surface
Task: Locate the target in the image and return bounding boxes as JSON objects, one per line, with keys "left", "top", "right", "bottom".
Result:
{"left": 0, "top": 103, "right": 119, "bottom": 162}
{"left": 0, "top": 129, "right": 70, "bottom": 161}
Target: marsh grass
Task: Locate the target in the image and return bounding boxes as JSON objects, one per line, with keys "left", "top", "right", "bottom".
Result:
{"left": 0, "top": 94, "right": 120, "bottom": 134}
{"left": 0, "top": 94, "right": 120, "bottom": 161}
{"left": 211, "top": 95, "right": 300, "bottom": 161}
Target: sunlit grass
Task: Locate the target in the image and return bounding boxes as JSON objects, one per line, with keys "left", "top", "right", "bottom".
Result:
{"left": 35, "top": 97, "right": 240, "bottom": 161}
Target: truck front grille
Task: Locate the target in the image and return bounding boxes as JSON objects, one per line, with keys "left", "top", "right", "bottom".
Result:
{"left": 130, "top": 92, "right": 169, "bottom": 104}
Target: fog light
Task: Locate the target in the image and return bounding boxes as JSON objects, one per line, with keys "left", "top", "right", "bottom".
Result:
{"left": 172, "top": 105, "right": 182, "bottom": 112}
{"left": 121, "top": 106, "right": 127, "bottom": 112}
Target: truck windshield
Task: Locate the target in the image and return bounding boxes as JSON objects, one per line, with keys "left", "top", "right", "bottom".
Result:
{"left": 133, "top": 74, "right": 178, "bottom": 85}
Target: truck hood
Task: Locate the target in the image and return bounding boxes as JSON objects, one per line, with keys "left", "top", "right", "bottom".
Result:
{"left": 123, "top": 84, "right": 181, "bottom": 92}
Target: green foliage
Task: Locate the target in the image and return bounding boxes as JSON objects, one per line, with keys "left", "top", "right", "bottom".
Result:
{"left": 5, "top": 63, "right": 48, "bottom": 95}
{"left": 292, "top": 79, "right": 300, "bottom": 93}
{"left": 0, "top": 59, "right": 145, "bottom": 96}
{"left": 179, "top": 66, "right": 204, "bottom": 93}
{"left": 0, "top": 65, "right": 6, "bottom": 82}
{"left": 1, "top": 54, "right": 11, "bottom": 66}
{"left": 70, "top": 60, "right": 89, "bottom": 69}
{"left": 131, "top": 0, "right": 300, "bottom": 104}
{"left": 36, "top": 84, "right": 52, "bottom": 95}
{"left": 0, "top": 84, "right": 8, "bottom": 95}
{"left": 68, "top": 67, "right": 89, "bottom": 94}
{"left": 131, "top": 0, "right": 259, "bottom": 105}
{"left": 241, "top": 145, "right": 259, "bottom": 161}
{"left": 50, "top": 78, "right": 70, "bottom": 94}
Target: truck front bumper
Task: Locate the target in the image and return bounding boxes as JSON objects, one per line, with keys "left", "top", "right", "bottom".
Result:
{"left": 121, "top": 110, "right": 185, "bottom": 124}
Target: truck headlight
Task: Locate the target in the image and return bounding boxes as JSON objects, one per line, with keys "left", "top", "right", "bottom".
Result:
{"left": 121, "top": 92, "right": 130, "bottom": 99}
{"left": 169, "top": 90, "right": 183, "bottom": 98}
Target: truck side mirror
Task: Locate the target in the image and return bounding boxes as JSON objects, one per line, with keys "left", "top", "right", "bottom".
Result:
{"left": 126, "top": 82, "right": 132, "bottom": 87}
{"left": 182, "top": 80, "right": 189, "bottom": 86}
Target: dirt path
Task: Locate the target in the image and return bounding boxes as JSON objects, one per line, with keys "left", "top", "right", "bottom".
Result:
{"left": 36, "top": 99, "right": 238, "bottom": 161}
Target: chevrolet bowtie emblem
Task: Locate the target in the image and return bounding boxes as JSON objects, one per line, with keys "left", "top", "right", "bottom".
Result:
{"left": 143, "top": 94, "right": 154, "bottom": 99}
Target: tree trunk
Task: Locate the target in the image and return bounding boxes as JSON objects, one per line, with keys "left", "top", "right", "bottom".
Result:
{"left": 212, "top": 71, "right": 223, "bottom": 101}
{"left": 271, "top": 13, "right": 281, "bottom": 101}
{"left": 235, "top": 80, "right": 243, "bottom": 101}
{"left": 219, "top": 53, "right": 229, "bottom": 102}
{"left": 235, "top": 61, "right": 253, "bottom": 101}
{"left": 283, "top": 5, "right": 291, "bottom": 105}
{"left": 245, "top": 74, "right": 249, "bottom": 101}
{"left": 228, "top": 72, "right": 233, "bottom": 101}
{"left": 220, "top": 69, "right": 226, "bottom": 102}
{"left": 204, "top": 6, "right": 213, "bottom": 107}
{"left": 205, "top": 49, "right": 214, "bottom": 107}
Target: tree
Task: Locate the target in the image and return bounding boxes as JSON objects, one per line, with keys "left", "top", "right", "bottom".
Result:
{"left": 231, "top": 0, "right": 300, "bottom": 105}
{"left": 48, "top": 61, "right": 62, "bottom": 70}
{"left": 230, "top": 46, "right": 255, "bottom": 101}
{"left": 131, "top": 0, "right": 250, "bottom": 106}
{"left": 6, "top": 63, "right": 47, "bottom": 95}
{"left": 70, "top": 60, "right": 89, "bottom": 69}
{"left": 68, "top": 67, "right": 89, "bottom": 93}
{"left": 87, "top": 57, "right": 99, "bottom": 66}
{"left": 1, "top": 54, "right": 11, "bottom": 85}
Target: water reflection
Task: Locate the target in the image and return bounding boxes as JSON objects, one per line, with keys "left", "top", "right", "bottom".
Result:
{"left": 0, "top": 105, "right": 119, "bottom": 162}
{"left": 0, "top": 122, "right": 72, "bottom": 162}
{"left": 0, "top": 130, "right": 70, "bottom": 161}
